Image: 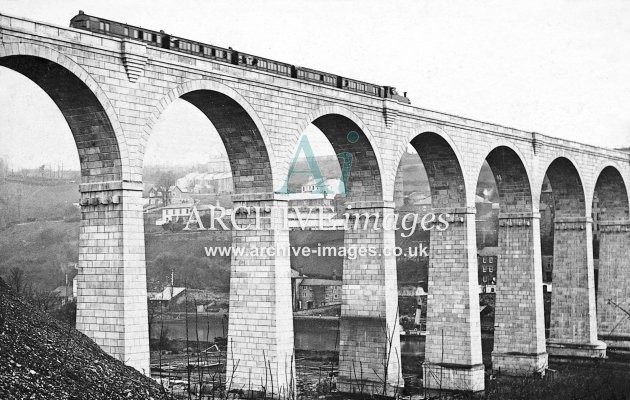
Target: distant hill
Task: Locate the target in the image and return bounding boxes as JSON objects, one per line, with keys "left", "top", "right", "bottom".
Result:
{"left": 0, "top": 180, "right": 79, "bottom": 227}
{"left": 0, "top": 220, "right": 79, "bottom": 291}
{"left": 289, "top": 227, "right": 429, "bottom": 286}
{"left": 144, "top": 230, "right": 231, "bottom": 291}
{"left": 290, "top": 230, "right": 344, "bottom": 278}
{"left": 398, "top": 152, "right": 430, "bottom": 195}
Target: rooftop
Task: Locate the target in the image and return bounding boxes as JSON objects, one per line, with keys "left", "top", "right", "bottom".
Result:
{"left": 147, "top": 286, "right": 186, "bottom": 301}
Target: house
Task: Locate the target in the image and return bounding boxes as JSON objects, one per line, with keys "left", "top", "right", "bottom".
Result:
{"left": 206, "top": 151, "right": 231, "bottom": 173}
{"left": 176, "top": 171, "right": 233, "bottom": 195}
{"left": 398, "top": 284, "right": 427, "bottom": 298}
{"left": 156, "top": 204, "right": 193, "bottom": 225}
{"left": 478, "top": 247, "right": 498, "bottom": 293}
{"left": 304, "top": 180, "right": 319, "bottom": 194}
{"left": 147, "top": 287, "right": 186, "bottom": 307}
{"left": 296, "top": 278, "right": 342, "bottom": 310}
{"left": 475, "top": 196, "right": 500, "bottom": 248}
{"left": 290, "top": 268, "right": 306, "bottom": 310}
{"left": 194, "top": 171, "right": 233, "bottom": 195}
{"left": 52, "top": 285, "right": 74, "bottom": 306}
{"left": 147, "top": 186, "right": 167, "bottom": 206}
{"left": 398, "top": 283, "right": 428, "bottom": 328}
{"left": 52, "top": 275, "right": 77, "bottom": 306}
{"left": 300, "top": 176, "right": 345, "bottom": 196}
{"left": 168, "top": 185, "right": 193, "bottom": 204}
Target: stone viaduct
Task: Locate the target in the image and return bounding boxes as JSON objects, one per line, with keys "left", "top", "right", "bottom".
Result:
{"left": 1, "top": 12, "right": 629, "bottom": 395}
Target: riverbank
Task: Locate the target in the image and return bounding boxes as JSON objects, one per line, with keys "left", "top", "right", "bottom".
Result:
{"left": 149, "top": 315, "right": 630, "bottom": 398}
{"left": 149, "top": 338, "right": 630, "bottom": 400}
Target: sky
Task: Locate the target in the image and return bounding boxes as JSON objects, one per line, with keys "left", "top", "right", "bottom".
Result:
{"left": 0, "top": 0, "right": 629, "bottom": 169}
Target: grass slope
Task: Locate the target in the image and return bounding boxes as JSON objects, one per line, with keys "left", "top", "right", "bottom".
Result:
{"left": 0, "top": 220, "right": 79, "bottom": 291}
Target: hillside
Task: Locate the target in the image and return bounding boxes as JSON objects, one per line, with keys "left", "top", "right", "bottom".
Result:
{"left": 144, "top": 230, "right": 231, "bottom": 291}
{"left": 0, "top": 180, "right": 79, "bottom": 227}
{"left": 0, "top": 278, "right": 172, "bottom": 399}
{"left": 0, "top": 220, "right": 79, "bottom": 291}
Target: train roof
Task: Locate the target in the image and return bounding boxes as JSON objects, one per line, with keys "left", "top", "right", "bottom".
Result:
{"left": 70, "top": 11, "right": 404, "bottom": 97}
{"left": 71, "top": 11, "right": 165, "bottom": 36}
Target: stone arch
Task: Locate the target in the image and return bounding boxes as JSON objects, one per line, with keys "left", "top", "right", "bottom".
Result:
{"left": 484, "top": 144, "right": 549, "bottom": 375}
{"left": 593, "top": 165, "right": 630, "bottom": 221}
{"left": 291, "top": 105, "right": 384, "bottom": 201}
{"left": 0, "top": 42, "right": 129, "bottom": 183}
{"left": 594, "top": 164, "right": 630, "bottom": 348}
{"left": 481, "top": 145, "right": 534, "bottom": 213}
{"left": 1, "top": 42, "right": 151, "bottom": 373}
{"left": 542, "top": 157, "right": 587, "bottom": 217}
{"left": 393, "top": 127, "right": 483, "bottom": 391}
{"left": 543, "top": 155, "right": 604, "bottom": 356}
{"left": 402, "top": 130, "right": 467, "bottom": 208}
{"left": 391, "top": 123, "right": 468, "bottom": 205}
{"left": 142, "top": 79, "right": 276, "bottom": 194}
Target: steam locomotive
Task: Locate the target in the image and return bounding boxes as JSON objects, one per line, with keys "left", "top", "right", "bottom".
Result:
{"left": 69, "top": 11, "right": 411, "bottom": 104}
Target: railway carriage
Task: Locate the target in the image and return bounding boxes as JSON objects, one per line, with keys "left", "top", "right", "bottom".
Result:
{"left": 235, "top": 51, "right": 292, "bottom": 77}
{"left": 70, "top": 12, "right": 167, "bottom": 48}
{"left": 70, "top": 11, "right": 411, "bottom": 104}
{"left": 293, "top": 66, "right": 338, "bottom": 87}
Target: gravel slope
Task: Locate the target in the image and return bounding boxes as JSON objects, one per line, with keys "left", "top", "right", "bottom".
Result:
{"left": 0, "top": 279, "right": 173, "bottom": 400}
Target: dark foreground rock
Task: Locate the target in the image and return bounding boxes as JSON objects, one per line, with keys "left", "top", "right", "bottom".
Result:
{"left": 0, "top": 279, "right": 173, "bottom": 400}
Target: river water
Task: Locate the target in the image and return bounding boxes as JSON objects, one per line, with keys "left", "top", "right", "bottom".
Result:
{"left": 151, "top": 314, "right": 496, "bottom": 368}
{"left": 153, "top": 315, "right": 424, "bottom": 356}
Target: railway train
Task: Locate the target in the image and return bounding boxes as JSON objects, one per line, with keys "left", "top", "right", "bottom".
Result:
{"left": 69, "top": 11, "right": 411, "bottom": 104}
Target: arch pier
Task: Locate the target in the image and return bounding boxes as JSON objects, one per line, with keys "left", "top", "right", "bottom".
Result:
{"left": 337, "top": 201, "right": 403, "bottom": 396}
{"left": 77, "top": 181, "right": 150, "bottom": 373}
{"left": 226, "top": 193, "right": 295, "bottom": 395}
{"left": 409, "top": 133, "right": 484, "bottom": 392}
{"left": 545, "top": 158, "right": 606, "bottom": 359}
{"left": 595, "top": 167, "right": 630, "bottom": 352}
{"left": 486, "top": 146, "right": 548, "bottom": 375}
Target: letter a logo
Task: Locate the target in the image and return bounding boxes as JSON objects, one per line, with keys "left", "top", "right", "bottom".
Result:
{"left": 276, "top": 135, "right": 326, "bottom": 194}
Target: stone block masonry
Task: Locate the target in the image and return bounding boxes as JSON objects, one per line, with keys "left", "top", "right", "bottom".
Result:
{"left": 76, "top": 185, "right": 150, "bottom": 374}
{"left": 225, "top": 196, "right": 296, "bottom": 397}
{"left": 423, "top": 208, "right": 484, "bottom": 392}
{"left": 337, "top": 205, "right": 403, "bottom": 397}
{"left": 548, "top": 217, "right": 606, "bottom": 359}
{"left": 1, "top": 13, "right": 629, "bottom": 396}
{"left": 597, "top": 221, "right": 630, "bottom": 351}
{"left": 492, "top": 213, "right": 548, "bottom": 375}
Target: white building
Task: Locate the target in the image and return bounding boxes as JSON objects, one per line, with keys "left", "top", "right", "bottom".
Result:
{"left": 156, "top": 204, "right": 193, "bottom": 225}
{"left": 299, "top": 177, "right": 345, "bottom": 197}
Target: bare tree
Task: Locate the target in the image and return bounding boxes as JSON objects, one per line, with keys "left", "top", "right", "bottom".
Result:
{"left": 157, "top": 171, "right": 178, "bottom": 206}
{"left": 6, "top": 266, "right": 25, "bottom": 294}
{"left": 25, "top": 284, "right": 58, "bottom": 313}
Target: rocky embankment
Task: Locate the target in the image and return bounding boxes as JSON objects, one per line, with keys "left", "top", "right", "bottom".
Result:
{"left": 0, "top": 279, "right": 173, "bottom": 399}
